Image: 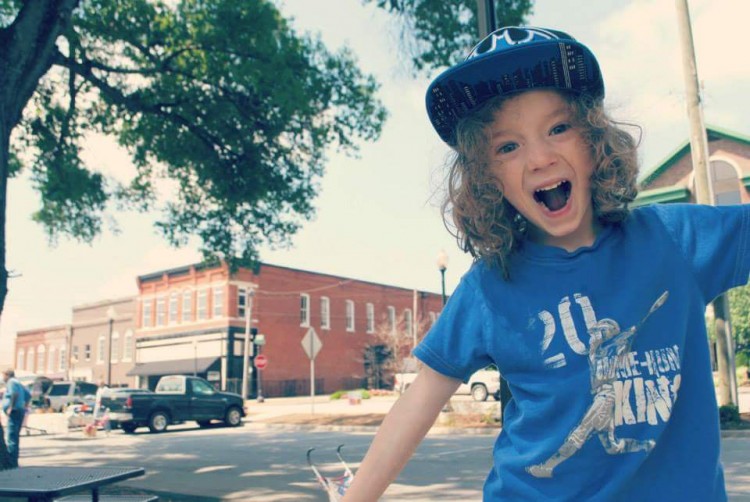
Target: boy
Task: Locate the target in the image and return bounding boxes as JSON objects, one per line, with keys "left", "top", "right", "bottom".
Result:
{"left": 343, "top": 26, "right": 747, "bottom": 501}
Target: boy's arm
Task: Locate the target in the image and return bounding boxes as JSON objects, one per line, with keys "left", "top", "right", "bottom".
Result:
{"left": 342, "top": 366, "right": 461, "bottom": 502}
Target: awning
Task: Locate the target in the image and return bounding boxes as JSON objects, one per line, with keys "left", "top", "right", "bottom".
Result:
{"left": 126, "top": 357, "right": 219, "bottom": 377}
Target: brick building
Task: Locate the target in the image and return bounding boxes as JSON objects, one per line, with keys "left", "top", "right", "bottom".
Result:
{"left": 635, "top": 126, "right": 750, "bottom": 205}
{"left": 14, "top": 325, "right": 68, "bottom": 380}
{"left": 14, "top": 296, "right": 136, "bottom": 386}
{"left": 13, "top": 262, "right": 443, "bottom": 397}
{"left": 128, "top": 262, "right": 444, "bottom": 397}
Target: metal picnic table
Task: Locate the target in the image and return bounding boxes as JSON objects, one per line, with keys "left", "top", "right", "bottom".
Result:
{"left": 0, "top": 466, "right": 146, "bottom": 502}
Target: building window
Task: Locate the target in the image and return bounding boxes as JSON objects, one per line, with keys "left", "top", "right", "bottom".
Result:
{"left": 142, "top": 299, "right": 153, "bottom": 328}
{"left": 48, "top": 346, "right": 56, "bottom": 373}
{"left": 300, "top": 293, "right": 310, "bottom": 327}
{"left": 182, "top": 290, "right": 192, "bottom": 322}
{"left": 387, "top": 306, "right": 396, "bottom": 335}
{"left": 429, "top": 311, "right": 437, "bottom": 326}
{"left": 16, "top": 349, "right": 24, "bottom": 371}
{"left": 197, "top": 290, "right": 208, "bottom": 320}
{"left": 710, "top": 158, "right": 742, "bottom": 205}
{"left": 169, "top": 293, "right": 179, "bottom": 324}
{"left": 321, "top": 297, "right": 330, "bottom": 330}
{"left": 213, "top": 286, "right": 224, "bottom": 317}
{"left": 346, "top": 300, "right": 355, "bottom": 332}
{"left": 37, "top": 345, "right": 45, "bottom": 373}
{"left": 366, "top": 303, "right": 375, "bottom": 333}
{"left": 59, "top": 346, "right": 67, "bottom": 372}
{"left": 156, "top": 297, "right": 166, "bottom": 326}
{"left": 84, "top": 344, "right": 91, "bottom": 362}
{"left": 123, "top": 330, "right": 133, "bottom": 361}
{"left": 111, "top": 332, "right": 120, "bottom": 362}
{"left": 97, "top": 336, "right": 105, "bottom": 364}
{"left": 72, "top": 345, "right": 79, "bottom": 363}
{"left": 238, "top": 287, "right": 247, "bottom": 319}
{"left": 404, "top": 309, "right": 413, "bottom": 336}
{"left": 27, "top": 348, "right": 35, "bottom": 372}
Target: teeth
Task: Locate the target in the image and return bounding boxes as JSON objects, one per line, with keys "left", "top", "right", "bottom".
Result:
{"left": 535, "top": 181, "right": 565, "bottom": 193}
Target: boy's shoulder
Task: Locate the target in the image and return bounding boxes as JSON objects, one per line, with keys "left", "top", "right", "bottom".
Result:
{"left": 628, "top": 203, "right": 708, "bottom": 229}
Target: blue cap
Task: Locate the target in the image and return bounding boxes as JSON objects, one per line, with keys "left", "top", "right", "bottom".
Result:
{"left": 426, "top": 26, "right": 604, "bottom": 145}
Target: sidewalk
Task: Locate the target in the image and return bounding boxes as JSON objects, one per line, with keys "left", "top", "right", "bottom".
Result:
{"left": 245, "top": 385, "right": 750, "bottom": 436}
{"left": 245, "top": 392, "right": 503, "bottom": 434}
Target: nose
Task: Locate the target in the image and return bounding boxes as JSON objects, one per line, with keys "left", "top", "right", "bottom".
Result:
{"left": 526, "top": 138, "right": 557, "bottom": 171}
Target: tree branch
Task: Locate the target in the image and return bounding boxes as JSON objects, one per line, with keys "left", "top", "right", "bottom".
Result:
{"left": 0, "top": 0, "right": 80, "bottom": 126}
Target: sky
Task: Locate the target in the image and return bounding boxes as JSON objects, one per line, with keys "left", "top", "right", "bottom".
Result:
{"left": 2, "top": 0, "right": 749, "bottom": 366}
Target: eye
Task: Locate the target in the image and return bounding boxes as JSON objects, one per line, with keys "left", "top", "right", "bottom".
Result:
{"left": 496, "top": 142, "right": 518, "bottom": 155}
{"left": 550, "top": 123, "right": 571, "bottom": 136}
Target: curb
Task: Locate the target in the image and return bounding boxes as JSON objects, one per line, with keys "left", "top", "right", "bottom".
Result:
{"left": 720, "top": 429, "right": 750, "bottom": 438}
{"left": 245, "top": 420, "right": 501, "bottom": 436}
{"left": 247, "top": 420, "right": 750, "bottom": 438}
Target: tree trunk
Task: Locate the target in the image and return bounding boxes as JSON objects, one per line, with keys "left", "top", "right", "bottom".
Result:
{"left": 0, "top": 0, "right": 80, "bottom": 469}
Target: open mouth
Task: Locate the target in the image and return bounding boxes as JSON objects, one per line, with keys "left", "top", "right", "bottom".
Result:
{"left": 534, "top": 180, "right": 572, "bottom": 212}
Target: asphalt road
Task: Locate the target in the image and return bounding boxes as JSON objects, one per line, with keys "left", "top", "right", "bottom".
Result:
{"left": 16, "top": 422, "right": 750, "bottom": 501}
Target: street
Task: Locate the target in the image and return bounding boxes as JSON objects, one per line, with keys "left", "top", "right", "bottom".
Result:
{"left": 16, "top": 422, "right": 750, "bottom": 501}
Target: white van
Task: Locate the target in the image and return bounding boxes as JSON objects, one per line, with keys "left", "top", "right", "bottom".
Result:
{"left": 395, "top": 367, "right": 501, "bottom": 401}
{"left": 46, "top": 381, "right": 99, "bottom": 412}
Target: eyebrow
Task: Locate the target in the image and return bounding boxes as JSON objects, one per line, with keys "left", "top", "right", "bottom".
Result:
{"left": 490, "top": 106, "right": 571, "bottom": 139}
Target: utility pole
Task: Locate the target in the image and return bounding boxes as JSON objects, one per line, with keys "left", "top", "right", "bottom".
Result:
{"left": 674, "top": 0, "right": 736, "bottom": 405}
{"left": 412, "top": 289, "right": 418, "bottom": 349}
{"left": 476, "top": 0, "right": 496, "bottom": 39}
{"left": 241, "top": 289, "right": 255, "bottom": 400}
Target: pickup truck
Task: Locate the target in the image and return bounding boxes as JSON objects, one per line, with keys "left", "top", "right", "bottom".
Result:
{"left": 395, "top": 367, "right": 501, "bottom": 402}
{"left": 109, "top": 375, "right": 246, "bottom": 433}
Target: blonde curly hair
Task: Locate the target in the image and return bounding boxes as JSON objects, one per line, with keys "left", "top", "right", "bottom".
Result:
{"left": 442, "top": 91, "right": 639, "bottom": 279}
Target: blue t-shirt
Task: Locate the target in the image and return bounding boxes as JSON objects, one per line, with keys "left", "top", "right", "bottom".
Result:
{"left": 414, "top": 203, "right": 750, "bottom": 501}
{"left": 2, "top": 378, "right": 29, "bottom": 412}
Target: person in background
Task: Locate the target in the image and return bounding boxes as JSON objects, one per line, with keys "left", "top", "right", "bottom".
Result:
{"left": 2, "top": 368, "right": 29, "bottom": 468}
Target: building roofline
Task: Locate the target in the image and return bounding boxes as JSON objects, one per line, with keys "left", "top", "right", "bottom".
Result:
{"left": 639, "top": 125, "right": 750, "bottom": 188}
{"left": 138, "top": 260, "right": 443, "bottom": 297}
{"left": 72, "top": 296, "right": 136, "bottom": 312}
{"left": 633, "top": 186, "right": 691, "bottom": 207}
{"left": 16, "top": 324, "right": 70, "bottom": 337}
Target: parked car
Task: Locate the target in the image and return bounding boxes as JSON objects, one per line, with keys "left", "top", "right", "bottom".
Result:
{"left": 47, "top": 381, "right": 99, "bottom": 412}
{"left": 100, "top": 388, "right": 153, "bottom": 429}
{"left": 114, "top": 375, "right": 246, "bottom": 434}
{"left": 455, "top": 368, "right": 501, "bottom": 402}
{"left": 395, "top": 367, "right": 501, "bottom": 402}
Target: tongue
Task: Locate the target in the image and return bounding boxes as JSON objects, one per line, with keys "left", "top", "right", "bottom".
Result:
{"left": 539, "top": 186, "right": 568, "bottom": 212}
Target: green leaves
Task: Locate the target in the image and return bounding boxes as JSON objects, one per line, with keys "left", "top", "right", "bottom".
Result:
{"left": 729, "top": 283, "right": 750, "bottom": 356}
{"left": 366, "top": 0, "right": 533, "bottom": 73}
{"left": 10, "top": 0, "right": 387, "bottom": 269}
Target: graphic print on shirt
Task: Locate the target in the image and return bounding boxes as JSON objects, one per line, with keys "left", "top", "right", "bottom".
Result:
{"left": 527, "top": 291, "right": 669, "bottom": 479}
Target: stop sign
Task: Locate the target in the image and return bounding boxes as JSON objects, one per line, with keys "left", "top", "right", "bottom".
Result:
{"left": 255, "top": 354, "right": 268, "bottom": 370}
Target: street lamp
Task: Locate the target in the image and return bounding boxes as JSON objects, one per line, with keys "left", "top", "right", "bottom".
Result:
{"left": 106, "top": 306, "right": 116, "bottom": 387}
{"left": 436, "top": 250, "right": 449, "bottom": 306}
{"left": 241, "top": 289, "right": 256, "bottom": 400}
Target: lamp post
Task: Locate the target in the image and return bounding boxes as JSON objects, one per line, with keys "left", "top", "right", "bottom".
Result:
{"left": 241, "top": 289, "right": 256, "bottom": 400}
{"left": 106, "top": 306, "right": 116, "bottom": 387}
{"left": 436, "top": 250, "right": 449, "bottom": 306}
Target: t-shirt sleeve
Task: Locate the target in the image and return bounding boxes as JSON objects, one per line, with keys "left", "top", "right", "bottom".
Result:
{"left": 653, "top": 203, "right": 750, "bottom": 301}
{"left": 413, "top": 267, "right": 492, "bottom": 382}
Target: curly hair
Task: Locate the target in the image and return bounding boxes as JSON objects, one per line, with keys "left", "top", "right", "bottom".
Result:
{"left": 442, "top": 90, "right": 640, "bottom": 279}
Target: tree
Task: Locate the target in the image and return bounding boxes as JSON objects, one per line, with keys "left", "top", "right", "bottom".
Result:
{"left": 729, "top": 283, "right": 750, "bottom": 362}
{"left": 0, "top": 0, "right": 388, "bottom": 469}
{"left": 365, "top": 0, "right": 533, "bottom": 73}
{"left": 363, "top": 312, "right": 429, "bottom": 391}
{"left": 0, "top": 0, "right": 388, "bottom": 311}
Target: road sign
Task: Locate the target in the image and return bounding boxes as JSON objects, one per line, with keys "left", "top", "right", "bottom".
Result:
{"left": 255, "top": 354, "right": 268, "bottom": 370}
{"left": 301, "top": 327, "right": 322, "bottom": 360}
